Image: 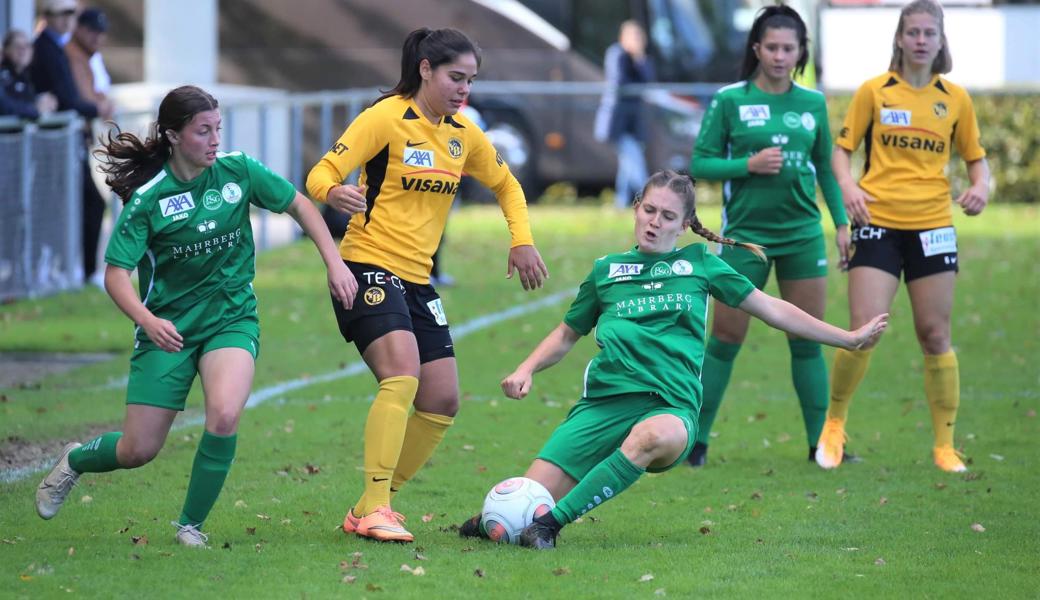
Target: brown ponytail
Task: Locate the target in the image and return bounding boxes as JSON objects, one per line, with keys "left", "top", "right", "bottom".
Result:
{"left": 639, "top": 170, "right": 767, "bottom": 261}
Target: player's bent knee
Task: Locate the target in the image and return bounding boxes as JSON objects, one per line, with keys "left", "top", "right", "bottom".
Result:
{"left": 206, "top": 409, "right": 242, "bottom": 436}
{"left": 915, "top": 326, "right": 950, "bottom": 355}
{"left": 119, "top": 443, "right": 161, "bottom": 468}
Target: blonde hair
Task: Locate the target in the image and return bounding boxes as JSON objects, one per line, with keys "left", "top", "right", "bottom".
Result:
{"left": 637, "top": 170, "right": 766, "bottom": 260}
{"left": 889, "top": 0, "right": 952, "bottom": 74}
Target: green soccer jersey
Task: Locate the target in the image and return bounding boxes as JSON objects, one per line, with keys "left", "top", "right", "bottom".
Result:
{"left": 563, "top": 243, "right": 755, "bottom": 412}
{"left": 690, "top": 81, "right": 846, "bottom": 247}
{"left": 105, "top": 151, "right": 296, "bottom": 349}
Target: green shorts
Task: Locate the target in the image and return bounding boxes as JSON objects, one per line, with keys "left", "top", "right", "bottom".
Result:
{"left": 720, "top": 234, "right": 828, "bottom": 289}
{"left": 536, "top": 393, "right": 697, "bottom": 481}
{"left": 126, "top": 319, "right": 260, "bottom": 411}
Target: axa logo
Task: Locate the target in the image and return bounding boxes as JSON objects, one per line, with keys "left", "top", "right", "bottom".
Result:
{"left": 403, "top": 148, "right": 435, "bottom": 168}
{"left": 400, "top": 177, "right": 459, "bottom": 195}
{"left": 608, "top": 263, "right": 642, "bottom": 278}
{"left": 739, "top": 105, "right": 770, "bottom": 121}
{"left": 159, "top": 192, "right": 195, "bottom": 218}
{"left": 880, "top": 109, "right": 911, "bottom": 126}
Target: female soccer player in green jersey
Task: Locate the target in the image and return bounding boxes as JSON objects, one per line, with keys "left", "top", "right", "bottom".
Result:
{"left": 34, "top": 85, "right": 359, "bottom": 547}
{"left": 458, "top": 170, "right": 888, "bottom": 548}
{"left": 687, "top": 5, "right": 849, "bottom": 467}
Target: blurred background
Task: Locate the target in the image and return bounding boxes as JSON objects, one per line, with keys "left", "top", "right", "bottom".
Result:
{"left": 2, "top": 0, "right": 1038, "bottom": 301}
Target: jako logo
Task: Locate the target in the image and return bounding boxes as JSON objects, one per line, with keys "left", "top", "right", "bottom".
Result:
{"left": 739, "top": 105, "right": 770, "bottom": 121}
{"left": 400, "top": 177, "right": 459, "bottom": 195}
{"left": 403, "top": 148, "right": 435, "bottom": 167}
{"left": 608, "top": 263, "right": 642, "bottom": 278}
{"left": 159, "top": 192, "right": 195, "bottom": 217}
{"left": 880, "top": 109, "right": 911, "bottom": 126}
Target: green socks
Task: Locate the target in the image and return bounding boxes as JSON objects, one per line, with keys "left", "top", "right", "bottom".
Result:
{"left": 178, "top": 431, "right": 237, "bottom": 527}
{"left": 789, "top": 339, "right": 829, "bottom": 447}
{"left": 695, "top": 337, "right": 741, "bottom": 445}
{"left": 68, "top": 432, "right": 124, "bottom": 473}
{"left": 550, "top": 449, "right": 645, "bottom": 526}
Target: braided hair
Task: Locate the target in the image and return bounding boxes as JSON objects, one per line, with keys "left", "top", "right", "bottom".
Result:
{"left": 639, "top": 170, "right": 766, "bottom": 260}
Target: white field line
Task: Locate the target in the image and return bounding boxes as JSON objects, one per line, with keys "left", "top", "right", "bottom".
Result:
{"left": 1, "top": 289, "right": 574, "bottom": 485}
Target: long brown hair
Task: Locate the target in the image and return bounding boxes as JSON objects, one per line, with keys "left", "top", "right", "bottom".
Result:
{"left": 376, "top": 28, "right": 481, "bottom": 105}
{"left": 638, "top": 170, "right": 766, "bottom": 260}
{"left": 95, "top": 85, "right": 219, "bottom": 203}
{"left": 889, "top": 0, "right": 952, "bottom": 75}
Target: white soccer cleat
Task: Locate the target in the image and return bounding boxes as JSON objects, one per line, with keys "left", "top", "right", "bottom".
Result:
{"left": 172, "top": 522, "right": 210, "bottom": 548}
{"left": 35, "top": 442, "right": 82, "bottom": 519}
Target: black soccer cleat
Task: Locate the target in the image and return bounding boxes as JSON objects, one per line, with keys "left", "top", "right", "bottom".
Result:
{"left": 458, "top": 513, "right": 487, "bottom": 539}
{"left": 686, "top": 441, "right": 708, "bottom": 467}
{"left": 518, "top": 520, "right": 557, "bottom": 549}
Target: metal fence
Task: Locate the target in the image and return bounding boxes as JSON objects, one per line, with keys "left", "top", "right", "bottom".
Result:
{"left": 0, "top": 112, "right": 83, "bottom": 302}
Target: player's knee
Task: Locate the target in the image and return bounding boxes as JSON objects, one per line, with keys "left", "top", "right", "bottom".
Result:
{"left": 915, "top": 324, "right": 950, "bottom": 354}
{"left": 626, "top": 420, "right": 684, "bottom": 459}
{"left": 119, "top": 441, "right": 161, "bottom": 468}
{"left": 206, "top": 407, "right": 242, "bottom": 436}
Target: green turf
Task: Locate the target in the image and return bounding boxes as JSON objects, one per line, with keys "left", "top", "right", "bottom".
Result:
{"left": 1, "top": 205, "right": 1037, "bottom": 598}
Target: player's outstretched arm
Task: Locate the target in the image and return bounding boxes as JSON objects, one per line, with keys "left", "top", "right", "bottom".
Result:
{"left": 501, "top": 322, "right": 581, "bottom": 399}
{"left": 738, "top": 289, "right": 888, "bottom": 350}
{"left": 285, "top": 192, "right": 358, "bottom": 310}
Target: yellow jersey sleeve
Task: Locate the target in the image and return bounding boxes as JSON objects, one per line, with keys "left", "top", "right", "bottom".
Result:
{"left": 306, "top": 106, "right": 387, "bottom": 202}
{"left": 953, "top": 89, "right": 986, "bottom": 162}
{"left": 462, "top": 125, "right": 535, "bottom": 248}
{"left": 836, "top": 80, "right": 875, "bottom": 153}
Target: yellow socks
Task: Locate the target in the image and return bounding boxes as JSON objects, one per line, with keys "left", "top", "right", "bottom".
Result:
{"left": 924, "top": 351, "right": 960, "bottom": 448}
{"left": 390, "top": 410, "right": 455, "bottom": 500}
{"left": 355, "top": 375, "right": 418, "bottom": 516}
{"left": 828, "top": 348, "right": 874, "bottom": 421}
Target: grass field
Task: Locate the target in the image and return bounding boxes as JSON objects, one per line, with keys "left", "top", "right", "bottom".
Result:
{"left": 1, "top": 204, "right": 1038, "bottom": 598}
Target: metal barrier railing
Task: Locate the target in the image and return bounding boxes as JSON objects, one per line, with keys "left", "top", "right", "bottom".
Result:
{"left": 0, "top": 112, "right": 84, "bottom": 302}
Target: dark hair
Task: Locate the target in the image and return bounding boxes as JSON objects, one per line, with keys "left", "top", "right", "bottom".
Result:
{"left": 95, "top": 85, "right": 218, "bottom": 203}
{"left": 3, "top": 29, "right": 29, "bottom": 52}
{"left": 638, "top": 170, "right": 766, "bottom": 260}
{"left": 376, "top": 27, "right": 481, "bottom": 103}
{"left": 889, "top": 0, "right": 951, "bottom": 75}
{"left": 739, "top": 4, "right": 809, "bottom": 81}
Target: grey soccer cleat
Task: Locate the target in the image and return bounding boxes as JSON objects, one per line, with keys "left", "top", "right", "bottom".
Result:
{"left": 35, "top": 442, "right": 82, "bottom": 519}
{"left": 172, "top": 522, "right": 210, "bottom": 548}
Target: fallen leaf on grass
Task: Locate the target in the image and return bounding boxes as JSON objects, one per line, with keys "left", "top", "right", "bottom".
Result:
{"left": 256, "top": 514, "right": 271, "bottom": 521}
{"left": 1, "top": 539, "right": 17, "bottom": 545}
{"left": 879, "top": 497, "right": 888, "bottom": 505}
{"left": 304, "top": 464, "right": 321, "bottom": 474}
{"left": 130, "top": 554, "right": 141, "bottom": 560}
{"left": 67, "top": 547, "right": 74, "bottom": 556}
{"left": 843, "top": 547, "right": 860, "bottom": 552}
{"left": 365, "top": 583, "right": 382, "bottom": 591}
{"left": 655, "top": 589, "right": 666, "bottom": 596}
{"left": 553, "top": 567, "right": 571, "bottom": 576}
{"left": 280, "top": 519, "right": 292, "bottom": 526}
{"left": 222, "top": 542, "right": 232, "bottom": 550}
{"left": 971, "top": 523, "right": 986, "bottom": 532}
{"left": 414, "top": 549, "right": 427, "bottom": 561}
{"left": 131, "top": 535, "right": 148, "bottom": 546}
{"left": 234, "top": 500, "right": 248, "bottom": 509}
{"left": 80, "top": 495, "right": 92, "bottom": 504}
{"left": 875, "top": 558, "right": 886, "bottom": 566}
{"left": 639, "top": 573, "right": 654, "bottom": 582}
{"left": 835, "top": 488, "right": 847, "bottom": 496}
{"left": 750, "top": 491, "right": 763, "bottom": 500}
{"left": 255, "top": 543, "right": 264, "bottom": 553}
{"left": 342, "top": 575, "right": 357, "bottom": 584}
{"left": 699, "top": 527, "right": 711, "bottom": 535}
{"left": 989, "top": 454, "right": 1004, "bottom": 462}
{"left": 474, "top": 568, "right": 485, "bottom": 578}
{"left": 462, "top": 444, "right": 475, "bottom": 451}
{"left": 1026, "top": 409, "right": 1036, "bottom": 418}
{"left": 19, "top": 575, "right": 31, "bottom": 582}
{"left": 422, "top": 513, "right": 434, "bottom": 523}
{"left": 934, "top": 483, "right": 948, "bottom": 491}
{"left": 806, "top": 491, "right": 818, "bottom": 501}
{"left": 411, "top": 567, "right": 425, "bottom": 576}
{"left": 245, "top": 527, "right": 256, "bottom": 536}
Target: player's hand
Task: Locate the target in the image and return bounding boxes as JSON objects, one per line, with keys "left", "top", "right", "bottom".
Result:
{"left": 501, "top": 369, "right": 533, "bottom": 399}
{"left": 36, "top": 92, "right": 57, "bottom": 115}
{"left": 847, "top": 313, "right": 888, "bottom": 350}
{"left": 326, "top": 184, "right": 368, "bottom": 215}
{"left": 747, "top": 146, "right": 783, "bottom": 175}
{"left": 835, "top": 225, "right": 851, "bottom": 272}
{"left": 506, "top": 245, "right": 549, "bottom": 291}
{"left": 956, "top": 182, "right": 989, "bottom": 216}
{"left": 327, "top": 260, "right": 357, "bottom": 310}
{"left": 142, "top": 315, "right": 183, "bottom": 352}
{"left": 842, "top": 183, "right": 876, "bottom": 227}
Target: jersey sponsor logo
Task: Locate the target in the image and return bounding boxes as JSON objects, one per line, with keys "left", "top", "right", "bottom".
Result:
{"left": 852, "top": 225, "right": 886, "bottom": 241}
{"left": 159, "top": 192, "right": 195, "bottom": 218}
{"left": 839, "top": 126, "right": 850, "bottom": 139}
{"left": 495, "top": 151, "right": 504, "bottom": 167}
{"left": 615, "top": 292, "right": 697, "bottom": 317}
{"left": 739, "top": 104, "right": 770, "bottom": 122}
{"left": 801, "top": 112, "right": 816, "bottom": 131}
{"left": 196, "top": 219, "right": 216, "bottom": 233}
{"left": 448, "top": 137, "right": 463, "bottom": 159}
{"left": 405, "top": 139, "right": 427, "bottom": 147}
{"left": 783, "top": 111, "right": 801, "bottom": 128}
{"left": 608, "top": 263, "right": 643, "bottom": 278}
{"left": 330, "top": 142, "right": 348, "bottom": 155}
{"left": 650, "top": 261, "right": 673, "bottom": 278}
{"left": 400, "top": 177, "right": 460, "bottom": 195}
{"left": 671, "top": 259, "right": 693, "bottom": 275}
{"left": 363, "top": 287, "right": 386, "bottom": 306}
{"left": 171, "top": 227, "right": 242, "bottom": 260}
{"left": 933, "top": 101, "right": 948, "bottom": 119}
{"left": 770, "top": 134, "right": 789, "bottom": 146}
{"left": 404, "top": 147, "right": 435, "bottom": 168}
{"left": 879, "top": 133, "right": 946, "bottom": 154}
{"left": 222, "top": 182, "right": 243, "bottom": 204}
{"left": 919, "top": 226, "right": 957, "bottom": 257}
{"left": 426, "top": 298, "right": 448, "bottom": 326}
{"left": 880, "top": 109, "right": 911, "bottom": 126}
{"left": 642, "top": 281, "right": 663, "bottom": 290}
{"left": 202, "top": 189, "right": 223, "bottom": 210}
{"left": 362, "top": 270, "right": 404, "bottom": 291}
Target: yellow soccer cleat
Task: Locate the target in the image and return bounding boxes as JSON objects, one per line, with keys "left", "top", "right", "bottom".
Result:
{"left": 355, "top": 505, "right": 414, "bottom": 543}
{"left": 933, "top": 445, "right": 968, "bottom": 473}
{"left": 814, "top": 418, "right": 847, "bottom": 470}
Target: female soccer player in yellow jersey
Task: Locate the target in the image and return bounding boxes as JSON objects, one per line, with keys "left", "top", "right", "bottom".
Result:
{"left": 306, "top": 28, "right": 549, "bottom": 543}
{"left": 816, "top": 0, "right": 990, "bottom": 473}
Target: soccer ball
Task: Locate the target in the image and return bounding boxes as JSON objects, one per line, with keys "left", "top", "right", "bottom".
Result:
{"left": 480, "top": 476, "right": 555, "bottom": 544}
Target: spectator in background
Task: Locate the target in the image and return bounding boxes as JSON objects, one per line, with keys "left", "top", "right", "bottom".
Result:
{"left": 66, "top": 7, "right": 116, "bottom": 287}
{"left": 595, "top": 20, "right": 655, "bottom": 209}
{"left": 1, "top": 29, "right": 57, "bottom": 118}
{"left": 30, "top": 0, "right": 112, "bottom": 282}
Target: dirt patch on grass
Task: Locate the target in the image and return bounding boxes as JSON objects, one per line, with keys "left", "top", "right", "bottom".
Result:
{"left": 0, "top": 352, "right": 116, "bottom": 389}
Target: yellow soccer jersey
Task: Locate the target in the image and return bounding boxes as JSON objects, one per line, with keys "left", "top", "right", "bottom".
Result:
{"left": 307, "top": 95, "right": 534, "bottom": 284}
{"left": 836, "top": 72, "right": 986, "bottom": 229}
